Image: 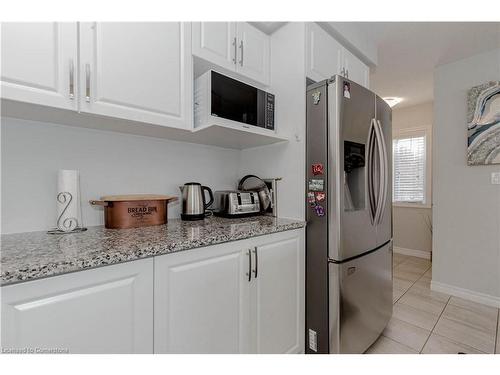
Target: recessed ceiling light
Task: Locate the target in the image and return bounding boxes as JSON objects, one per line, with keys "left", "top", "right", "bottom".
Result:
{"left": 383, "top": 97, "right": 403, "bottom": 108}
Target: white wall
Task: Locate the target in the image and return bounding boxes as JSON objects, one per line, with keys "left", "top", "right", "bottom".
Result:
{"left": 319, "top": 22, "right": 378, "bottom": 66}
{"left": 240, "top": 22, "right": 307, "bottom": 221}
{"left": 392, "top": 102, "right": 433, "bottom": 255}
{"left": 432, "top": 48, "right": 500, "bottom": 304}
{"left": 1, "top": 117, "right": 241, "bottom": 234}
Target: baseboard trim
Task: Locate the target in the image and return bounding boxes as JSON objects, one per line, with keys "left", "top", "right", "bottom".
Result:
{"left": 431, "top": 280, "right": 500, "bottom": 308}
{"left": 393, "top": 246, "right": 431, "bottom": 260}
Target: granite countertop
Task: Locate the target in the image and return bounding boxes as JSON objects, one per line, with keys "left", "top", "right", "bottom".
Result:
{"left": 0, "top": 216, "right": 305, "bottom": 286}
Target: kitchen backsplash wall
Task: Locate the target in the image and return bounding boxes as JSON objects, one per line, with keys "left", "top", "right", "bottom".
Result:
{"left": 1, "top": 117, "right": 241, "bottom": 234}
{"left": 241, "top": 23, "right": 307, "bottom": 221}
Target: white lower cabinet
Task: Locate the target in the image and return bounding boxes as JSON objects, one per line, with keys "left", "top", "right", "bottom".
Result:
{"left": 252, "top": 236, "right": 304, "bottom": 353}
{"left": 0, "top": 229, "right": 304, "bottom": 354}
{"left": 154, "top": 241, "right": 251, "bottom": 354}
{"left": 154, "top": 229, "right": 305, "bottom": 354}
{"left": 0, "top": 258, "right": 154, "bottom": 354}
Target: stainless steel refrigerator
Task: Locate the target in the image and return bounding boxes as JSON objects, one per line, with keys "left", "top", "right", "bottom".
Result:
{"left": 305, "top": 76, "right": 393, "bottom": 354}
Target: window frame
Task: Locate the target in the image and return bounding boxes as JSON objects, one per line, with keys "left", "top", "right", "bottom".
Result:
{"left": 392, "top": 126, "right": 432, "bottom": 209}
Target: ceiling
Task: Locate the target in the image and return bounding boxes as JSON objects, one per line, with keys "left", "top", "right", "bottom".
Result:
{"left": 249, "top": 22, "right": 286, "bottom": 34}
{"left": 253, "top": 22, "right": 500, "bottom": 108}
{"left": 354, "top": 22, "right": 500, "bottom": 108}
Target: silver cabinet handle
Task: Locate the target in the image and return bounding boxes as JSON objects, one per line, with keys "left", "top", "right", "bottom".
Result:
{"left": 252, "top": 247, "right": 258, "bottom": 278}
{"left": 69, "top": 60, "right": 75, "bottom": 99}
{"left": 239, "top": 40, "right": 244, "bottom": 66}
{"left": 85, "top": 63, "right": 91, "bottom": 102}
{"left": 232, "top": 37, "right": 237, "bottom": 64}
{"left": 246, "top": 249, "right": 252, "bottom": 282}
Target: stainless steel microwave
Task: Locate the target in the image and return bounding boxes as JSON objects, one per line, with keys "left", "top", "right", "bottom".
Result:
{"left": 194, "top": 70, "right": 275, "bottom": 131}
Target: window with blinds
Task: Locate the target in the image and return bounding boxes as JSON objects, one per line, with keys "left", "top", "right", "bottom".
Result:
{"left": 392, "top": 135, "right": 426, "bottom": 204}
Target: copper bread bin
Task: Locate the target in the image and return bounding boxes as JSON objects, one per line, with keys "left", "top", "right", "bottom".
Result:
{"left": 90, "top": 194, "right": 178, "bottom": 229}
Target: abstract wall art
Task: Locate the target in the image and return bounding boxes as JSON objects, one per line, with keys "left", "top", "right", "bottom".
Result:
{"left": 467, "top": 81, "right": 500, "bottom": 165}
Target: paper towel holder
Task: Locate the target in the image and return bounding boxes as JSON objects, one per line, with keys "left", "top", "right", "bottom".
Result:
{"left": 47, "top": 191, "right": 87, "bottom": 235}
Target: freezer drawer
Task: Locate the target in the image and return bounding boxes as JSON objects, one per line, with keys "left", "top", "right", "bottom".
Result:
{"left": 328, "top": 242, "right": 393, "bottom": 354}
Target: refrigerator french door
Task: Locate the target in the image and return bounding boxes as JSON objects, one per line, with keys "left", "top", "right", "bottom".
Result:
{"left": 306, "top": 76, "right": 393, "bottom": 354}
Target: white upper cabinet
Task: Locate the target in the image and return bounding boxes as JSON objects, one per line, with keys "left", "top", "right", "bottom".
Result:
{"left": 251, "top": 234, "right": 305, "bottom": 354}
{"left": 79, "top": 22, "right": 192, "bottom": 129}
{"left": 0, "top": 22, "right": 78, "bottom": 110}
{"left": 192, "top": 22, "right": 237, "bottom": 71}
{"left": 342, "top": 48, "right": 370, "bottom": 89}
{"left": 236, "top": 23, "right": 270, "bottom": 85}
{"left": 192, "top": 22, "right": 270, "bottom": 86}
{"left": 306, "top": 22, "right": 370, "bottom": 89}
{"left": 1, "top": 259, "right": 153, "bottom": 354}
{"left": 306, "top": 22, "right": 342, "bottom": 83}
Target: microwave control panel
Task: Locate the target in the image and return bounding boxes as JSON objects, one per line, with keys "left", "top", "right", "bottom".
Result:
{"left": 265, "top": 93, "right": 275, "bottom": 130}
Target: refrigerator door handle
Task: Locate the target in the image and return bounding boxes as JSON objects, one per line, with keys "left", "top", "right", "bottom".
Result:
{"left": 373, "top": 119, "right": 385, "bottom": 225}
{"left": 376, "top": 119, "right": 389, "bottom": 225}
{"left": 367, "top": 119, "right": 377, "bottom": 224}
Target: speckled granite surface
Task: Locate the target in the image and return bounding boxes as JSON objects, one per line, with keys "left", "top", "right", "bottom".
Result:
{"left": 1, "top": 216, "right": 305, "bottom": 286}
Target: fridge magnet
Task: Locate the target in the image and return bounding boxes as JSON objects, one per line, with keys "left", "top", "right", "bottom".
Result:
{"left": 343, "top": 81, "right": 351, "bottom": 99}
{"left": 307, "top": 192, "right": 316, "bottom": 206}
{"left": 308, "top": 179, "right": 324, "bottom": 192}
{"left": 312, "top": 91, "right": 321, "bottom": 105}
{"left": 467, "top": 81, "right": 500, "bottom": 165}
{"left": 314, "top": 204, "right": 325, "bottom": 217}
{"left": 315, "top": 192, "right": 326, "bottom": 202}
{"left": 311, "top": 163, "right": 324, "bottom": 176}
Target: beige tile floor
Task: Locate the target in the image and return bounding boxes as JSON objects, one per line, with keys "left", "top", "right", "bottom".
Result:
{"left": 366, "top": 253, "right": 500, "bottom": 354}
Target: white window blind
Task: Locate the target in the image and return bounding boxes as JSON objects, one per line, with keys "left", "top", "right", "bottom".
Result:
{"left": 393, "top": 135, "right": 426, "bottom": 203}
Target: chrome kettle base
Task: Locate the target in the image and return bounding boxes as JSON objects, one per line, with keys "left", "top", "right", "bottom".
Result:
{"left": 181, "top": 213, "right": 207, "bottom": 221}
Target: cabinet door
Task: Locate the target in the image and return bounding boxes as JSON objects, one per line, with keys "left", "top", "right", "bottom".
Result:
{"left": 306, "top": 22, "right": 342, "bottom": 82}
{"left": 342, "top": 48, "right": 370, "bottom": 88}
{"left": 192, "top": 22, "right": 236, "bottom": 71}
{"left": 154, "top": 243, "right": 251, "bottom": 353}
{"left": 236, "top": 23, "right": 270, "bottom": 85}
{"left": 79, "top": 22, "right": 192, "bottom": 129}
{"left": 1, "top": 259, "right": 153, "bottom": 354}
{"left": 1, "top": 22, "right": 78, "bottom": 110}
{"left": 251, "top": 231, "right": 305, "bottom": 353}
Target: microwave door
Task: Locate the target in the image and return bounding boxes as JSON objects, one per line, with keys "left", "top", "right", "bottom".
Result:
{"left": 210, "top": 71, "right": 258, "bottom": 126}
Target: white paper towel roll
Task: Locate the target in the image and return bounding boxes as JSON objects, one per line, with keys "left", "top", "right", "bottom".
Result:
{"left": 56, "top": 169, "right": 82, "bottom": 232}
